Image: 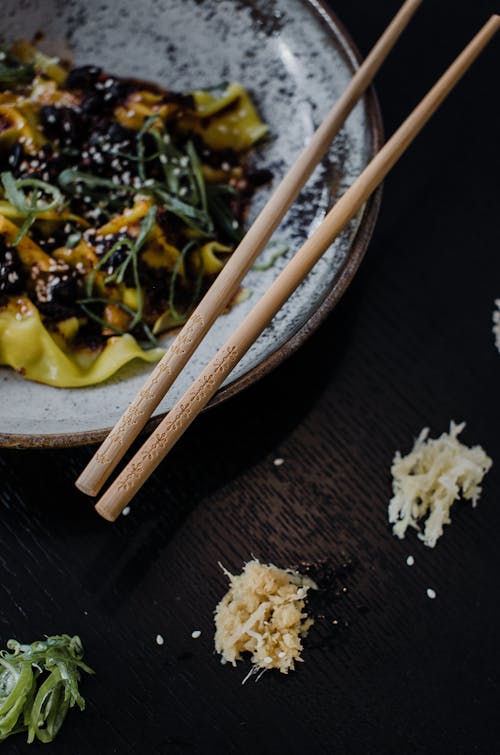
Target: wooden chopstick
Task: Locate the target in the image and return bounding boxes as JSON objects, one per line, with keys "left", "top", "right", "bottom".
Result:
{"left": 93, "top": 15, "right": 500, "bottom": 521}
{"left": 76, "top": 0, "right": 422, "bottom": 497}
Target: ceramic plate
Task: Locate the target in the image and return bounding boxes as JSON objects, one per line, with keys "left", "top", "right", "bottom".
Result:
{"left": 1, "top": 0, "right": 382, "bottom": 447}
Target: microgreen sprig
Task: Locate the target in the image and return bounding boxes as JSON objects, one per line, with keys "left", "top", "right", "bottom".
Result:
{"left": 82, "top": 206, "right": 159, "bottom": 347}
{"left": 1, "top": 172, "right": 64, "bottom": 244}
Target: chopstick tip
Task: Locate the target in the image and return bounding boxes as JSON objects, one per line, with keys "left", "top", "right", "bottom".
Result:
{"left": 75, "top": 474, "right": 99, "bottom": 497}
{"left": 94, "top": 499, "right": 120, "bottom": 522}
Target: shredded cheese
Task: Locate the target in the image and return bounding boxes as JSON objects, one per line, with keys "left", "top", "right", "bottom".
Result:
{"left": 214, "top": 560, "right": 316, "bottom": 678}
{"left": 389, "top": 421, "right": 492, "bottom": 548}
{"left": 493, "top": 299, "right": 500, "bottom": 353}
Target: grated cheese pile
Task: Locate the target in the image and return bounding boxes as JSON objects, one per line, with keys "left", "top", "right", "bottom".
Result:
{"left": 493, "top": 299, "right": 500, "bottom": 353}
{"left": 214, "top": 560, "right": 316, "bottom": 678}
{"left": 389, "top": 421, "right": 492, "bottom": 548}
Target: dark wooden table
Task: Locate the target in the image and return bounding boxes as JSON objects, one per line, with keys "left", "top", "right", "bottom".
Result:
{"left": 1, "top": 1, "right": 499, "bottom": 753}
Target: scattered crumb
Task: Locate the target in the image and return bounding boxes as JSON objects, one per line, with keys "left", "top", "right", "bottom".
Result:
{"left": 426, "top": 588, "right": 437, "bottom": 600}
{"left": 214, "top": 559, "right": 316, "bottom": 679}
{"left": 389, "top": 421, "right": 492, "bottom": 547}
{"left": 406, "top": 555, "right": 415, "bottom": 567}
{"left": 156, "top": 634, "right": 164, "bottom": 646}
{"left": 273, "top": 458, "right": 284, "bottom": 466}
{"left": 122, "top": 506, "right": 131, "bottom": 516}
{"left": 493, "top": 299, "right": 500, "bottom": 353}
{"left": 191, "top": 630, "right": 201, "bottom": 639}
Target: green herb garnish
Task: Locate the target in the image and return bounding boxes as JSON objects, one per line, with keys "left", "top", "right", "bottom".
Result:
{"left": 82, "top": 206, "right": 159, "bottom": 347}
{"left": 0, "top": 49, "right": 35, "bottom": 86}
{"left": 252, "top": 243, "right": 289, "bottom": 271}
{"left": 206, "top": 184, "right": 243, "bottom": 243}
{"left": 0, "top": 634, "right": 93, "bottom": 744}
{"left": 167, "top": 239, "right": 204, "bottom": 323}
{"left": 1, "top": 172, "right": 64, "bottom": 244}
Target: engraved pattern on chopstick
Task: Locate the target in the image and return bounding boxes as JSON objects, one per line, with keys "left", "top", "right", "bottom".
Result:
{"left": 116, "top": 344, "right": 238, "bottom": 490}
{"left": 94, "top": 314, "right": 206, "bottom": 465}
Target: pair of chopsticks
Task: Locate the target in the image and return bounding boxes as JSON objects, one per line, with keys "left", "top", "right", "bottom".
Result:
{"left": 77, "top": 2, "right": 500, "bottom": 521}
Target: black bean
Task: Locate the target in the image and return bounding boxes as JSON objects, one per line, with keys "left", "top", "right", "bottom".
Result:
{"left": 7, "top": 142, "right": 24, "bottom": 171}
{"left": 65, "top": 65, "right": 102, "bottom": 90}
{"left": 0, "top": 237, "right": 25, "bottom": 295}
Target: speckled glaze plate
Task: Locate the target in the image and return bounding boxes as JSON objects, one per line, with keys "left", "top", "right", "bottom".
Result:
{"left": 1, "top": 0, "right": 382, "bottom": 448}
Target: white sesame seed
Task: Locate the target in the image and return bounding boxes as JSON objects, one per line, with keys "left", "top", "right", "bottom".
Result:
{"left": 278, "top": 652, "right": 286, "bottom": 658}
{"left": 156, "top": 634, "right": 164, "bottom": 645}
{"left": 426, "top": 588, "right": 436, "bottom": 600}
{"left": 191, "top": 630, "right": 201, "bottom": 639}
{"left": 406, "top": 555, "right": 415, "bottom": 566}
{"left": 263, "top": 656, "right": 272, "bottom": 664}
{"left": 159, "top": 154, "right": 168, "bottom": 164}
{"left": 122, "top": 506, "right": 131, "bottom": 516}
{"left": 273, "top": 458, "right": 284, "bottom": 466}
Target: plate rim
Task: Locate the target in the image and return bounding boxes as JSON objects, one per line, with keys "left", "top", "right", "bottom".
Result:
{"left": 0, "top": 0, "right": 384, "bottom": 449}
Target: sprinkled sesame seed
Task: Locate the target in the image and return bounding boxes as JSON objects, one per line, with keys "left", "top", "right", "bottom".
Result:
{"left": 159, "top": 154, "right": 168, "bottom": 164}
{"left": 273, "top": 458, "right": 284, "bottom": 466}
{"left": 156, "top": 634, "right": 164, "bottom": 645}
{"left": 278, "top": 652, "right": 286, "bottom": 658}
{"left": 263, "top": 656, "right": 272, "bottom": 664}
{"left": 191, "top": 630, "right": 201, "bottom": 639}
{"left": 406, "top": 555, "right": 415, "bottom": 566}
{"left": 426, "top": 588, "right": 436, "bottom": 600}
{"left": 122, "top": 506, "right": 131, "bottom": 516}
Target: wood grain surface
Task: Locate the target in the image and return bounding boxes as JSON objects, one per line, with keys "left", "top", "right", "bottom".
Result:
{"left": 1, "top": 1, "right": 499, "bottom": 753}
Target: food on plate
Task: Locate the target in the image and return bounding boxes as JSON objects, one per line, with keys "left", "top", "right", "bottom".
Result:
{"left": 0, "top": 634, "right": 93, "bottom": 743}
{"left": 389, "top": 421, "right": 492, "bottom": 547}
{"left": 0, "top": 40, "right": 269, "bottom": 387}
{"left": 214, "top": 559, "right": 317, "bottom": 680}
